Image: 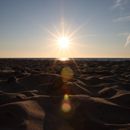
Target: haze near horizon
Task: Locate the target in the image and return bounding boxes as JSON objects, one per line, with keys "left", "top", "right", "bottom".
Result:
{"left": 0, "top": 0, "right": 130, "bottom": 58}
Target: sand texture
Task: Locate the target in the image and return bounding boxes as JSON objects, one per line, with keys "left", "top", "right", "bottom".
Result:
{"left": 0, "top": 59, "right": 130, "bottom": 130}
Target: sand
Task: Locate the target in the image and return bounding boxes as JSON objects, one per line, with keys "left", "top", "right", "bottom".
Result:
{"left": 0, "top": 58, "right": 130, "bottom": 130}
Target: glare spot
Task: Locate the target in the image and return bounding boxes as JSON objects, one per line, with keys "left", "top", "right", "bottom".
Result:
{"left": 64, "top": 94, "right": 69, "bottom": 100}
{"left": 61, "top": 67, "right": 74, "bottom": 82}
{"left": 61, "top": 94, "right": 71, "bottom": 113}
{"left": 62, "top": 102, "right": 71, "bottom": 113}
{"left": 58, "top": 36, "right": 70, "bottom": 49}
{"left": 59, "top": 57, "right": 69, "bottom": 61}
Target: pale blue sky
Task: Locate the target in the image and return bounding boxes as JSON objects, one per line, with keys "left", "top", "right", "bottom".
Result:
{"left": 0, "top": 0, "right": 130, "bottom": 58}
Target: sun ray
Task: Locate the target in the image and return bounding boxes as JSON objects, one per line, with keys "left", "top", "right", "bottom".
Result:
{"left": 53, "top": 25, "right": 61, "bottom": 37}
{"left": 46, "top": 19, "right": 87, "bottom": 60}
{"left": 68, "top": 23, "right": 86, "bottom": 39}
{"left": 67, "top": 49, "right": 81, "bottom": 73}
{"left": 45, "top": 28, "right": 59, "bottom": 39}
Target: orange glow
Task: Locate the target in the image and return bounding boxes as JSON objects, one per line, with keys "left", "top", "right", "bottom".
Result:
{"left": 62, "top": 102, "right": 71, "bottom": 113}
{"left": 61, "top": 94, "right": 72, "bottom": 113}
{"left": 58, "top": 57, "right": 69, "bottom": 61}
{"left": 61, "top": 67, "right": 74, "bottom": 82}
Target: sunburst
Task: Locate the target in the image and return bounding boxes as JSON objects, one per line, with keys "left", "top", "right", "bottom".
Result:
{"left": 57, "top": 36, "right": 70, "bottom": 49}
{"left": 45, "top": 19, "right": 88, "bottom": 64}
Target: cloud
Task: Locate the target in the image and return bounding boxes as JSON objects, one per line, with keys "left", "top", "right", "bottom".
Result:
{"left": 124, "top": 34, "right": 130, "bottom": 47}
{"left": 113, "top": 0, "right": 123, "bottom": 8}
{"left": 114, "top": 15, "right": 130, "bottom": 22}
{"left": 118, "top": 32, "right": 129, "bottom": 36}
{"left": 112, "top": 0, "right": 127, "bottom": 10}
{"left": 112, "top": 0, "right": 129, "bottom": 22}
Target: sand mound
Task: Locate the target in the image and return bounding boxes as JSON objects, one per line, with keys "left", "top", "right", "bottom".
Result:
{"left": 0, "top": 59, "right": 130, "bottom": 130}
{"left": 0, "top": 100, "right": 45, "bottom": 130}
{"left": 98, "top": 87, "right": 117, "bottom": 98}
{"left": 109, "top": 93, "right": 130, "bottom": 107}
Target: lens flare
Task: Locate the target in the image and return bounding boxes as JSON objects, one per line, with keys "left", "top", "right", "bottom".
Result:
{"left": 61, "top": 94, "right": 71, "bottom": 113}
{"left": 62, "top": 102, "right": 71, "bottom": 113}
{"left": 61, "top": 67, "right": 74, "bottom": 82}
{"left": 64, "top": 94, "right": 69, "bottom": 100}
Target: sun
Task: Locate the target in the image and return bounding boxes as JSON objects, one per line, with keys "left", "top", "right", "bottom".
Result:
{"left": 57, "top": 36, "right": 70, "bottom": 49}
{"left": 46, "top": 21, "right": 84, "bottom": 58}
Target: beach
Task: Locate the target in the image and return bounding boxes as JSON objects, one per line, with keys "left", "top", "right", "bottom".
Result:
{"left": 0, "top": 58, "right": 130, "bottom": 130}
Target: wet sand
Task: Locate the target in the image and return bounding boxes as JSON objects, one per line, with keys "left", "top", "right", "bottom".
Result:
{"left": 0, "top": 58, "right": 130, "bottom": 130}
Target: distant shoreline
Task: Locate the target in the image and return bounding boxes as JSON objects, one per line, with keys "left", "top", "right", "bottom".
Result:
{"left": 0, "top": 58, "right": 130, "bottom": 61}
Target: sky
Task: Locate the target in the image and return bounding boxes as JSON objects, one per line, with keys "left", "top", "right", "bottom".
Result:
{"left": 0, "top": 0, "right": 130, "bottom": 58}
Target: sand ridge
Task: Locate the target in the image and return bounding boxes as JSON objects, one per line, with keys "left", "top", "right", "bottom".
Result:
{"left": 0, "top": 59, "right": 130, "bottom": 130}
